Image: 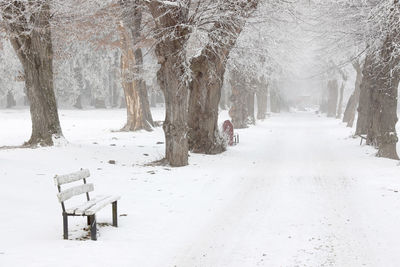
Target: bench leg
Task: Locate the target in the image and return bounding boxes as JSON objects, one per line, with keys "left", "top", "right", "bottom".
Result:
{"left": 112, "top": 201, "right": 118, "bottom": 227}
{"left": 89, "top": 215, "right": 97, "bottom": 241}
{"left": 87, "top": 216, "right": 91, "bottom": 226}
{"left": 63, "top": 213, "right": 68, "bottom": 240}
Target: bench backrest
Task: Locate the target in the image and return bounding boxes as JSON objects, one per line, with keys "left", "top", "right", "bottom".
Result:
{"left": 54, "top": 169, "right": 93, "bottom": 212}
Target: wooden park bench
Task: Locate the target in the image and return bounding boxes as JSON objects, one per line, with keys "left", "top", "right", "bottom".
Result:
{"left": 54, "top": 169, "right": 121, "bottom": 240}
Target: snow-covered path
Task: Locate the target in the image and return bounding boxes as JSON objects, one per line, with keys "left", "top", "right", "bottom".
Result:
{"left": 1, "top": 110, "right": 400, "bottom": 267}
{"left": 177, "top": 113, "right": 388, "bottom": 267}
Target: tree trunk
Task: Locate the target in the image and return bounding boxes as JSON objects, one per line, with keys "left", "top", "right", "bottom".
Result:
{"left": 343, "top": 60, "right": 362, "bottom": 127}
{"left": 247, "top": 91, "right": 255, "bottom": 125}
{"left": 327, "top": 79, "right": 338, "bottom": 117}
{"left": 73, "top": 94, "right": 83, "bottom": 109}
{"left": 110, "top": 71, "right": 119, "bottom": 108}
{"left": 119, "top": 2, "right": 154, "bottom": 131}
{"left": 336, "top": 82, "right": 344, "bottom": 118}
{"left": 6, "top": 91, "right": 16, "bottom": 108}
{"left": 4, "top": 2, "right": 63, "bottom": 146}
{"left": 342, "top": 94, "right": 354, "bottom": 123}
{"left": 73, "top": 65, "right": 85, "bottom": 109}
{"left": 94, "top": 98, "right": 106, "bottom": 109}
{"left": 119, "top": 96, "right": 125, "bottom": 108}
{"left": 219, "top": 85, "right": 227, "bottom": 110}
{"left": 256, "top": 83, "right": 268, "bottom": 120}
{"left": 355, "top": 55, "right": 373, "bottom": 136}
{"left": 319, "top": 86, "right": 328, "bottom": 114}
{"left": 146, "top": 1, "right": 190, "bottom": 166}
{"left": 157, "top": 56, "right": 189, "bottom": 166}
{"left": 229, "top": 69, "right": 248, "bottom": 129}
{"left": 188, "top": 52, "right": 226, "bottom": 154}
{"left": 270, "top": 89, "right": 281, "bottom": 113}
{"left": 375, "top": 75, "right": 399, "bottom": 159}
{"left": 150, "top": 89, "right": 157, "bottom": 108}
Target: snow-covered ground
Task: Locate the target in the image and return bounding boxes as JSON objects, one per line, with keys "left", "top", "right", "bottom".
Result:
{"left": 1, "top": 108, "right": 400, "bottom": 266}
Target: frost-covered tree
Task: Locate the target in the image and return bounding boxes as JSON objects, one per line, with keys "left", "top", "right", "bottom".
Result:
{"left": 187, "top": 0, "right": 260, "bottom": 154}
{"left": 0, "top": 0, "right": 63, "bottom": 146}
{"left": 305, "top": 0, "right": 400, "bottom": 159}
{"left": 226, "top": 1, "right": 296, "bottom": 127}
{"left": 143, "top": 0, "right": 294, "bottom": 164}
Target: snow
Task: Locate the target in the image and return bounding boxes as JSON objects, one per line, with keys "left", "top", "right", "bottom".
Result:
{"left": 1, "top": 108, "right": 400, "bottom": 266}
{"left": 57, "top": 183, "right": 94, "bottom": 202}
{"left": 160, "top": 1, "right": 179, "bottom": 7}
{"left": 54, "top": 169, "right": 90, "bottom": 186}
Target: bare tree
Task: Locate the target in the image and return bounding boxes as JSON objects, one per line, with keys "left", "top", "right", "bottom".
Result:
{"left": 118, "top": 1, "right": 154, "bottom": 131}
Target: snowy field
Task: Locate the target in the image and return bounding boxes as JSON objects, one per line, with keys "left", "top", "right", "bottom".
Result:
{"left": 1, "top": 108, "right": 400, "bottom": 266}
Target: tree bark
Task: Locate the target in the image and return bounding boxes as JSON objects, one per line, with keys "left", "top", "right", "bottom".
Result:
{"left": 219, "top": 85, "right": 227, "bottom": 110}
{"left": 256, "top": 80, "right": 268, "bottom": 120}
{"left": 336, "top": 82, "right": 344, "bottom": 119}
{"left": 319, "top": 85, "right": 328, "bottom": 114}
{"left": 150, "top": 89, "right": 157, "bottom": 108}
{"left": 188, "top": 52, "right": 226, "bottom": 154}
{"left": 247, "top": 91, "right": 256, "bottom": 125}
{"left": 342, "top": 94, "right": 354, "bottom": 123}
{"left": 327, "top": 79, "right": 338, "bottom": 118}
{"left": 73, "top": 94, "right": 83, "bottom": 109}
{"left": 356, "top": 55, "right": 373, "bottom": 136}
{"left": 119, "top": 2, "right": 154, "bottom": 131}
{"left": 343, "top": 60, "right": 362, "bottom": 127}
{"left": 270, "top": 88, "right": 281, "bottom": 113}
{"left": 6, "top": 91, "right": 16, "bottom": 108}
{"left": 146, "top": 1, "right": 190, "bottom": 166}
{"left": 3, "top": 2, "right": 63, "bottom": 146}
{"left": 229, "top": 69, "right": 249, "bottom": 129}
{"left": 374, "top": 73, "right": 399, "bottom": 159}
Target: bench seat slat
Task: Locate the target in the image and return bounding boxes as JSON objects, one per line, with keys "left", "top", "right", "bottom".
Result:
{"left": 57, "top": 183, "right": 94, "bottom": 203}
{"left": 66, "top": 195, "right": 110, "bottom": 215}
{"left": 84, "top": 195, "right": 121, "bottom": 216}
{"left": 54, "top": 169, "right": 90, "bottom": 186}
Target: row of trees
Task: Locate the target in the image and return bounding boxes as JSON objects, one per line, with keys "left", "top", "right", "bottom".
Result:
{"left": 0, "top": 0, "right": 293, "bottom": 166}
{"left": 314, "top": 0, "right": 400, "bottom": 160}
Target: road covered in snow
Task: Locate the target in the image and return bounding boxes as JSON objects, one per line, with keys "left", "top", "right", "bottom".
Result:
{"left": 1, "top": 109, "right": 400, "bottom": 266}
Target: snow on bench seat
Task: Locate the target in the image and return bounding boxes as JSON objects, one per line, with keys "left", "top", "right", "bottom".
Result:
{"left": 66, "top": 195, "right": 109, "bottom": 215}
{"left": 84, "top": 195, "right": 121, "bottom": 216}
